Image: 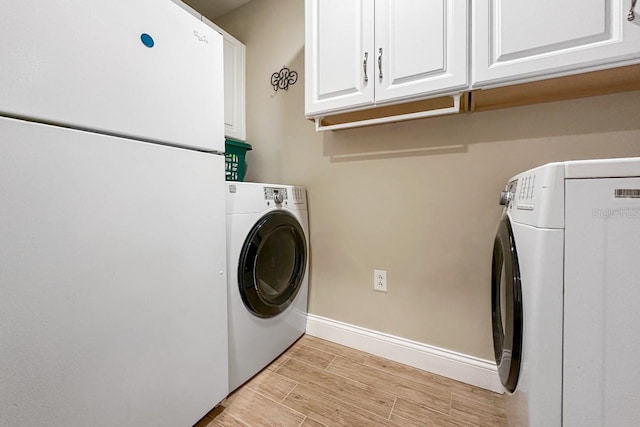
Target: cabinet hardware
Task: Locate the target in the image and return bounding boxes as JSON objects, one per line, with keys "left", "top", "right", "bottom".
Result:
{"left": 364, "top": 52, "right": 369, "bottom": 82}
{"left": 378, "top": 48, "right": 383, "bottom": 79}
{"left": 629, "top": 0, "right": 637, "bottom": 21}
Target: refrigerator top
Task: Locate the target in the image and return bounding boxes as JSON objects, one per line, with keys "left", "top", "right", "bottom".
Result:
{"left": 0, "top": 0, "right": 224, "bottom": 152}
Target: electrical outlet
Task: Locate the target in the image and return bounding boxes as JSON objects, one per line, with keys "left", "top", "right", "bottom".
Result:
{"left": 374, "top": 269, "right": 387, "bottom": 292}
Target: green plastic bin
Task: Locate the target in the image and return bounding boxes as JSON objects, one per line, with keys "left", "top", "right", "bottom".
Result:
{"left": 225, "top": 139, "right": 252, "bottom": 181}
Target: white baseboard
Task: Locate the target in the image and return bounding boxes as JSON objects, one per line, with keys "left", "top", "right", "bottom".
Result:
{"left": 305, "top": 314, "right": 503, "bottom": 394}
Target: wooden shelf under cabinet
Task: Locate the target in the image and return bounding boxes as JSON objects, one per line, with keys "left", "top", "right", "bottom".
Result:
{"left": 307, "top": 64, "right": 640, "bottom": 131}
{"left": 468, "top": 64, "right": 640, "bottom": 113}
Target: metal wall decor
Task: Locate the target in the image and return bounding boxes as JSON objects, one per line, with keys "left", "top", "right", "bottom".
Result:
{"left": 271, "top": 66, "right": 298, "bottom": 92}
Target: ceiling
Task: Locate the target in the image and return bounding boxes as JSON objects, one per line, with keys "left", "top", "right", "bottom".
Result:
{"left": 182, "top": 0, "right": 252, "bottom": 20}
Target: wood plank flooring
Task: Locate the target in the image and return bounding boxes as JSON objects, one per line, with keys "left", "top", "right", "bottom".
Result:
{"left": 194, "top": 335, "right": 506, "bottom": 427}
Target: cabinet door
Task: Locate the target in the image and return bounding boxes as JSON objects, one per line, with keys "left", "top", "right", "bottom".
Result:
{"left": 221, "top": 34, "right": 246, "bottom": 141}
{"left": 203, "top": 17, "right": 246, "bottom": 141}
{"left": 375, "top": 0, "right": 468, "bottom": 103}
{"left": 473, "top": 0, "right": 640, "bottom": 87}
{"left": 305, "top": 0, "right": 375, "bottom": 116}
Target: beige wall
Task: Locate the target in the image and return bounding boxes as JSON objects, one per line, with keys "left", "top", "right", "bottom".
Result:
{"left": 215, "top": 0, "right": 640, "bottom": 360}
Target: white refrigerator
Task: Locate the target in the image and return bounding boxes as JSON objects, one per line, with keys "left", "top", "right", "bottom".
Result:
{"left": 0, "top": 1, "right": 228, "bottom": 426}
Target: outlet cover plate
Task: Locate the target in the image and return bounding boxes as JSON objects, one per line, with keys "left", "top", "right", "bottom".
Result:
{"left": 374, "top": 269, "right": 387, "bottom": 292}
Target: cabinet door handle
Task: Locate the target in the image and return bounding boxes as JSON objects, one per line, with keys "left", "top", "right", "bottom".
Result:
{"left": 378, "top": 48, "right": 383, "bottom": 79}
{"left": 629, "top": 0, "right": 637, "bottom": 21}
{"left": 363, "top": 52, "right": 369, "bottom": 83}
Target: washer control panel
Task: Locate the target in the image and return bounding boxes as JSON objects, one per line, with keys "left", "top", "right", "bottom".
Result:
{"left": 502, "top": 161, "right": 567, "bottom": 228}
{"left": 264, "top": 187, "right": 288, "bottom": 202}
{"left": 502, "top": 173, "right": 538, "bottom": 211}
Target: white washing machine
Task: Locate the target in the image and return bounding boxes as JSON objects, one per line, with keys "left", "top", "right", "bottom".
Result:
{"left": 225, "top": 182, "right": 309, "bottom": 391}
{"left": 491, "top": 157, "right": 640, "bottom": 426}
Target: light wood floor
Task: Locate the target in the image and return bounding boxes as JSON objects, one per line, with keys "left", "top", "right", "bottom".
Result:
{"left": 194, "top": 335, "right": 506, "bottom": 427}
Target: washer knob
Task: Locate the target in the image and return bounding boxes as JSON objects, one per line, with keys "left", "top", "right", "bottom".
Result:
{"left": 274, "top": 191, "right": 284, "bottom": 204}
{"left": 499, "top": 191, "right": 511, "bottom": 206}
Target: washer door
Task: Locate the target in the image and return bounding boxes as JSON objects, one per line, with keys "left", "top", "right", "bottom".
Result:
{"left": 238, "top": 210, "right": 307, "bottom": 318}
{"left": 491, "top": 214, "right": 523, "bottom": 393}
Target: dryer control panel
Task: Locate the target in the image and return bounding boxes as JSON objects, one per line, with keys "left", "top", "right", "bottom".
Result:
{"left": 264, "top": 186, "right": 307, "bottom": 207}
{"left": 226, "top": 183, "right": 307, "bottom": 213}
{"left": 264, "top": 187, "right": 288, "bottom": 201}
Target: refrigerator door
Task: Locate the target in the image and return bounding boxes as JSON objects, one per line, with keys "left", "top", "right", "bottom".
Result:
{"left": 0, "top": 0, "right": 223, "bottom": 152}
{"left": 0, "top": 116, "right": 228, "bottom": 426}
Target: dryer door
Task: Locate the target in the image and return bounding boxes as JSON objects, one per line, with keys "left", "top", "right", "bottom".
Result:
{"left": 238, "top": 210, "right": 307, "bottom": 318}
{"left": 491, "top": 214, "right": 523, "bottom": 393}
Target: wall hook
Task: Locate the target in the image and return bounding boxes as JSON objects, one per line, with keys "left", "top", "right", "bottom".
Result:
{"left": 271, "top": 66, "right": 298, "bottom": 92}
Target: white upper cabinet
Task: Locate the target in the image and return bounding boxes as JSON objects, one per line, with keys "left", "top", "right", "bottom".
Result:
{"left": 375, "top": 0, "right": 468, "bottom": 103}
{"left": 305, "top": 0, "right": 468, "bottom": 117}
{"left": 473, "top": 0, "right": 640, "bottom": 88}
{"left": 220, "top": 30, "right": 247, "bottom": 141}
{"left": 305, "top": 0, "right": 375, "bottom": 115}
{"left": 203, "top": 17, "right": 247, "bottom": 141}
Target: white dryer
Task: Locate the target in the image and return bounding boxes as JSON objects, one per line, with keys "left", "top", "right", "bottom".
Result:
{"left": 491, "top": 157, "right": 640, "bottom": 426}
{"left": 225, "top": 182, "right": 309, "bottom": 391}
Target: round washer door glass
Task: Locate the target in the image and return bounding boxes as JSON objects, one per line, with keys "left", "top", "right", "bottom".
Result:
{"left": 238, "top": 211, "right": 307, "bottom": 318}
{"left": 491, "top": 214, "right": 523, "bottom": 393}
